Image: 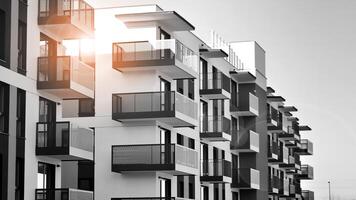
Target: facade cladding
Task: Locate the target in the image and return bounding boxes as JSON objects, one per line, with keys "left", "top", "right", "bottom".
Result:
{"left": 0, "top": 1, "right": 314, "bottom": 200}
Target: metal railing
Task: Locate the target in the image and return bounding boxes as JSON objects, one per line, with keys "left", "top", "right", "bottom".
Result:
{"left": 112, "top": 40, "right": 198, "bottom": 72}
{"left": 38, "top": 0, "right": 94, "bottom": 31}
{"left": 112, "top": 91, "right": 197, "bottom": 120}
{"left": 200, "top": 116, "right": 230, "bottom": 134}
{"left": 36, "top": 122, "right": 93, "bottom": 152}
{"left": 35, "top": 188, "right": 93, "bottom": 200}
{"left": 37, "top": 56, "right": 94, "bottom": 91}
{"left": 112, "top": 144, "right": 198, "bottom": 169}
{"left": 200, "top": 72, "right": 230, "bottom": 92}
{"left": 200, "top": 159, "right": 232, "bottom": 177}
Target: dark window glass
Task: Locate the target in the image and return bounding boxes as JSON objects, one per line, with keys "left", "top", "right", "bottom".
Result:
{"left": 177, "top": 176, "right": 184, "bottom": 198}
{"left": 188, "top": 138, "right": 195, "bottom": 150}
{"left": 18, "top": 21, "right": 27, "bottom": 75}
{"left": 188, "top": 175, "right": 195, "bottom": 199}
{"left": 177, "top": 80, "right": 184, "bottom": 94}
{"left": 79, "top": 98, "right": 95, "bottom": 117}
{"left": 39, "top": 97, "right": 56, "bottom": 123}
{"left": 16, "top": 89, "right": 26, "bottom": 138}
{"left": 15, "top": 158, "right": 24, "bottom": 200}
{"left": 0, "top": 10, "right": 5, "bottom": 61}
{"left": 188, "top": 79, "right": 194, "bottom": 100}
{"left": 0, "top": 83, "right": 9, "bottom": 133}
{"left": 177, "top": 134, "right": 183, "bottom": 146}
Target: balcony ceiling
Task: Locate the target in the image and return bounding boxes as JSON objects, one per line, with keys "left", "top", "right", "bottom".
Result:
{"left": 267, "top": 96, "right": 286, "bottom": 102}
{"left": 200, "top": 49, "right": 228, "bottom": 58}
{"left": 299, "top": 125, "right": 312, "bottom": 131}
{"left": 279, "top": 106, "right": 298, "bottom": 112}
{"left": 230, "top": 71, "right": 256, "bottom": 83}
{"left": 116, "top": 11, "right": 195, "bottom": 31}
{"left": 267, "top": 86, "right": 275, "bottom": 94}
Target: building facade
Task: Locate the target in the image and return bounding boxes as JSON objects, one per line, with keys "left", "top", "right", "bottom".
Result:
{"left": 0, "top": 1, "right": 314, "bottom": 200}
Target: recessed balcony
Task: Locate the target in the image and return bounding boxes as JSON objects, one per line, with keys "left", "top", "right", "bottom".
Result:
{"left": 35, "top": 188, "right": 93, "bottom": 200}
{"left": 37, "top": 56, "right": 95, "bottom": 99}
{"left": 297, "top": 165, "right": 314, "bottom": 180}
{"left": 200, "top": 159, "right": 232, "bottom": 183}
{"left": 200, "top": 72, "right": 231, "bottom": 99}
{"left": 231, "top": 130, "right": 259, "bottom": 153}
{"left": 296, "top": 139, "right": 313, "bottom": 156}
{"left": 200, "top": 116, "right": 231, "bottom": 141}
{"left": 231, "top": 168, "right": 260, "bottom": 190}
{"left": 111, "top": 144, "right": 199, "bottom": 175}
{"left": 112, "top": 91, "right": 198, "bottom": 127}
{"left": 268, "top": 176, "right": 280, "bottom": 194}
{"left": 237, "top": 93, "right": 259, "bottom": 116}
{"left": 36, "top": 121, "right": 93, "bottom": 161}
{"left": 279, "top": 156, "right": 301, "bottom": 171}
{"left": 302, "top": 190, "right": 314, "bottom": 200}
{"left": 112, "top": 40, "right": 198, "bottom": 79}
{"left": 38, "top": 0, "right": 94, "bottom": 39}
{"left": 268, "top": 141, "right": 279, "bottom": 163}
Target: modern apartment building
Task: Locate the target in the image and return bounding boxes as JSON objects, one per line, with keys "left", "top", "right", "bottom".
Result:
{"left": 0, "top": 1, "right": 314, "bottom": 200}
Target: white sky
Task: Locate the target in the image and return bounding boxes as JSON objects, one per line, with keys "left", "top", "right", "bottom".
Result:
{"left": 88, "top": 0, "right": 356, "bottom": 199}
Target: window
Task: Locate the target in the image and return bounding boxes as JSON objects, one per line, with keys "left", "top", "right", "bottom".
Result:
{"left": 188, "top": 138, "right": 195, "bottom": 149}
{"left": 188, "top": 79, "right": 194, "bottom": 100}
{"left": 176, "top": 80, "right": 184, "bottom": 94}
{"left": 177, "top": 176, "right": 184, "bottom": 198}
{"left": 39, "top": 97, "right": 56, "bottom": 123}
{"left": 79, "top": 98, "right": 95, "bottom": 117}
{"left": 18, "top": 21, "right": 27, "bottom": 75}
{"left": 0, "top": 10, "right": 5, "bottom": 61}
{"left": 0, "top": 83, "right": 9, "bottom": 133}
{"left": 188, "top": 176, "right": 195, "bottom": 199}
{"left": 15, "top": 158, "right": 24, "bottom": 200}
{"left": 16, "top": 89, "right": 26, "bottom": 138}
{"left": 177, "top": 134, "right": 183, "bottom": 146}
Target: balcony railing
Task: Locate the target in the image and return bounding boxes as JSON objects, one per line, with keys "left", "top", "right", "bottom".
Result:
{"left": 232, "top": 168, "right": 260, "bottom": 190}
{"left": 200, "top": 159, "right": 232, "bottom": 179}
{"left": 36, "top": 122, "right": 93, "bottom": 160}
{"left": 302, "top": 190, "right": 314, "bottom": 200}
{"left": 38, "top": 0, "right": 94, "bottom": 38}
{"left": 269, "top": 176, "right": 280, "bottom": 193}
{"left": 112, "top": 144, "right": 198, "bottom": 174}
{"left": 268, "top": 141, "right": 279, "bottom": 161}
{"left": 112, "top": 91, "right": 198, "bottom": 127}
{"left": 231, "top": 130, "right": 259, "bottom": 153}
{"left": 200, "top": 116, "right": 231, "bottom": 141}
{"left": 200, "top": 72, "right": 230, "bottom": 99}
{"left": 37, "top": 56, "right": 95, "bottom": 98}
{"left": 35, "top": 188, "right": 93, "bottom": 200}
{"left": 112, "top": 40, "right": 198, "bottom": 79}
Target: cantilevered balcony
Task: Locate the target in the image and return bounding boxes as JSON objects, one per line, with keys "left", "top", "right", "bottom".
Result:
{"left": 236, "top": 93, "right": 259, "bottom": 116}
{"left": 278, "top": 126, "right": 300, "bottom": 141}
{"left": 200, "top": 116, "right": 231, "bottom": 141}
{"left": 38, "top": 0, "right": 94, "bottom": 39}
{"left": 35, "top": 188, "right": 93, "bottom": 200}
{"left": 37, "top": 56, "right": 95, "bottom": 99}
{"left": 200, "top": 159, "right": 232, "bottom": 183}
{"left": 112, "top": 40, "right": 198, "bottom": 79}
{"left": 302, "top": 190, "right": 314, "bottom": 200}
{"left": 279, "top": 155, "right": 300, "bottom": 172}
{"left": 296, "top": 139, "right": 313, "bottom": 156}
{"left": 285, "top": 140, "right": 302, "bottom": 149}
{"left": 36, "top": 122, "right": 93, "bottom": 161}
{"left": 267, "top": 107, "right": 283, "bottom": 133}
{"left": 268, "top": 141, "right": 279, "bottom": 163}
{"left": 269, "top": 176, "right": 280, "bottom": 194}
{"left": 112, "top": 91, "right": 198, "bottom": 127}
{"left": 231, "top": 130, "right": 259, "bottom": 153}
{"left": 231, "top": 168, "right": 260, "bottom": 190}
{"left": 297, "top": 165, "right": 314, "bottom": 180}
{"left": 200, "top": 72, "right": 231, "bottom": 99}
{"left": 112, "top": 144, "right": 199, "bottom": 175}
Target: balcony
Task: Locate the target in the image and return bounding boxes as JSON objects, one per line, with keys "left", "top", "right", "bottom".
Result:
{"left": 231, "top": 168, "right": 260, "bottom": 190}
{"left": 268, "top": 141, "right": 279, "bottom": 163}
{"left": 112, "top": 198, "right": 176, "bottom": 200}
{"left": 35, "top": 188, "right": 93, "bottom": 200}
{"left": 112, "top": 91, "right": 198, "bottom": 127}
{"left": 278, "top": 127, "right": 300, "bottom": 141}
{"left": 285, "top": 140, "right": 301, "bottom": 149}
{"left": 302, "top": 190, "right": 314, "bottom": 200}
{"left": 296, "top": 139, "right": 313, "bottom": 156}
{"left": 297, "top": 165, "right": 314, "bottom": 180}
{"left": 231, "top": 130, "right": 259, "bottom": 153}
{"left": 279, "top": 156, "right": 300, "bottom": 171}
{"left": 112, "top": 40, "right": 198, "bottom": 79}
{"left": 36, "top": 122, "right": 93, "bottom": 161}
{"left": 267, "top": 109, "right": 283, "bottom": 133}
{"left": 269, "top": 176, "right": 280, "bottom": 194}
{"left": 200, "top": 72, "right": 231, "bottom": 99}
{"left": 37, "top": 56, "right": 95, "bottom": 99}
{"left": 279, "top": 179, "right": 290, "bottom": 196}
{"left": 112, "top": 144, "right": 199, "bottom": 175}
{"left": 38, "top": 0, "right": 94, "bottom": 39}
{"left": 200, "top": 160, "right": 232, "bottom": 183}
{"left": 200, "top": 116, "right": 231, "bottom": 141}
{"left": 237, "top": 93, "right": 259, "bottom": 116}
